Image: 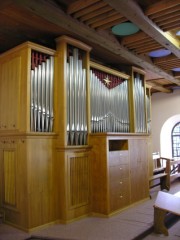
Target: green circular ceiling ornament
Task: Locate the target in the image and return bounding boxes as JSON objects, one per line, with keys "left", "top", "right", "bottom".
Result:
{"left": 112, "top": 22, "right": 139, "bottom": 36}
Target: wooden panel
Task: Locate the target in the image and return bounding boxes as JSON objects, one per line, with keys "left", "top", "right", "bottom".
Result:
{"left": 26, "top": 136, "right": 56, "bottom": 228}
{"left": 68, "top": 154, "right": 90, "bottom": 208}
{"left": 3, "top": 150, "right": 16, "bottom": 206}
{"left": 90, "top": 136, "right": 108, "bottom": 214}
{"left": 0, "top": 57, "right": 20, "bottom": 130}
{"left": 0, "top": 136, "right": 56, "bottom": 230}
{"left": 129, "top": 138, "right": 149, "bottom": 203}
{"left": 0, "top": 138, "right": 29, "bottom": 229}
{"left": 55, "top": 148, "right": 91, "bottom": 222}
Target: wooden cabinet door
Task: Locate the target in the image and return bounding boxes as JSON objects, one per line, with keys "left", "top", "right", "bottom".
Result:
{"left": 129, "top": 139, "right": 149, "bottom": 203}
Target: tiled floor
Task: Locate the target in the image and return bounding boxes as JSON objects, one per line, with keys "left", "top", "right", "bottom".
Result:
{"left": 0, "top": 179, "right": 180, "bottom": 240}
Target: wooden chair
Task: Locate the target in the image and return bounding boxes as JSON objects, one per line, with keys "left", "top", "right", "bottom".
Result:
{"left": 152, "top": 152, "right": 166, "bottom": 174}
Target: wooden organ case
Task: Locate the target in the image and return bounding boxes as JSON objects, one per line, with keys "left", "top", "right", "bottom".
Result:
{"left": 0, "top": 42, "right": 57, "bottom": 231}
{"left": 0, "top": 36, "right": 152, "bottom": 231}
{"left": 54, "top": 36, "right": 92, "bottom": 223}
{"left": 89, "top": 64, "right": 151, "bottom": 216}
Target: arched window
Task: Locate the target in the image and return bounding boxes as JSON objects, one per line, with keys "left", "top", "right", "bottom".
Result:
{"left": 172, "top": 122, "right": 180, "bottom": 158}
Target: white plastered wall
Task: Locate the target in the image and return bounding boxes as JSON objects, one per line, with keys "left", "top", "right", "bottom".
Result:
{"left": 151, "top": 88, "right": 180, "bottom": 157}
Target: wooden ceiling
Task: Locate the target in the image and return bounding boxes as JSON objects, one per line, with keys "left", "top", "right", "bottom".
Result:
{"left": 0, "top": 0, "right": 180, "bottom": 94}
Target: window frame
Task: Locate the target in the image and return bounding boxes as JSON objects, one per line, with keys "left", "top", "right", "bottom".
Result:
{"left": 171, "top": 122, "right": 180, "bottom": 158}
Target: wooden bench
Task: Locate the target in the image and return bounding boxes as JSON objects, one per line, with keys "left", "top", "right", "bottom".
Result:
{"left": 150, "top": 154, "right": 180, "bottom": 192}
{"left": 149, "top": 173, "right": 169, "bottom": 191}
{"left": 154, "top": 191, "right": 180, "bottom": 235}
{"left": 149, "top": 153, "right": 170, "bottom": 191}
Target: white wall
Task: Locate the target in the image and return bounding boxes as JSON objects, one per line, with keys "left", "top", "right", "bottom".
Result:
{"left": 151, "top": 88, "right": 180, "bottom": 157}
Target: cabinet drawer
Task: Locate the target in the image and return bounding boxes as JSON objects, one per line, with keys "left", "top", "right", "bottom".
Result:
{"left": 110, "top": 184, "right": 130, "bottom": 212}
{"left": 109, "top": 164, "right": 129, "bottom": 180}
{"left": 109, "top": 177, "right": 129, "bottom": 193}
{"left": 109, "top": 151, "right": 129, "bottom": 166}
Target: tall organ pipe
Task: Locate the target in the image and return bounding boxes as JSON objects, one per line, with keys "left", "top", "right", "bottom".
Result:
{"left": 49, "top": 56, "right": 54, "bottom": 132}
{"left": 146, "top": 92, "right": 151, "bottom": 133}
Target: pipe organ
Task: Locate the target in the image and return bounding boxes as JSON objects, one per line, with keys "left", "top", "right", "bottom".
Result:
{"left": 0, "top": 36, "right": 152, "bottom": 231}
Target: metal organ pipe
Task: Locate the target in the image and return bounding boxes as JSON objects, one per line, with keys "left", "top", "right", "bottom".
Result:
{"left": 30, "top": 51, "right": 54, "bottom": 132}
{"left": 45, "top": 58, "right": 50, "bottom": 132}
{"left": 49, "top": 56, "right": 54, "bottom": 132}
{"left": 90, "top": 70, "right": 129, "bottom": 133}
{"left": 30, "top": 69, "right": 35, "bottom": 131}
{"left": 66, "top": 47, "right": 87, "bottom": 145}
{"left": 134, "top": 73, "right": 146, "bottom": 133}
{"left": 146, "top": 93, "right": 151, "bottom": 133}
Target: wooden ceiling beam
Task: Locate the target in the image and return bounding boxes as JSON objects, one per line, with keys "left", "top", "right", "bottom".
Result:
{"left": 145, "top": 0, "right": 179, "bottom": 16}
{"left": 73, "top": 1, "right": 107, "bottom": 18}
{"left": 162, "top": 22, "right": 180, "bottom": 31}
{"left": 67, "top": 0, "right": 99, "bottom": 14}
{"left": 85, "top": 9, "right": 117, "bottom": 25}
{"left": 153, "top": 11, "right": 180, "bottom": 23}
{"left": 148, "top": 6, "right": 180, "bottom": 19}
{"left": 156, "top": 61, "right": 180, "bottom": 69}
{"left": 156, "top": 16, "right": 180, "bottom": 26}
{"left": 80, "top": 6, "right": 112, "bottom": 21}
{"left": 125, "top": 38, "right": 154, "bottom": 46}
{"left": 97, "top": 17, "right": 126, "bottom": 30}
{"left": 104, "top": 0, "right": 180, "bottom": 57}
{"left": 174, "top": 72, "right": 180, "bottom": 78}
{"left": 153, "top": 54, "right": 177, "bottom": 63}
{"left": 0, "top": 0, "right": 14, "bottom": 9}
{"left": 134, "top": 45, "right": 161, "bottom": 54}
{"left": 146, "top": 81, "right": 172, "bottom": 93}
{"left": 157, "top": 63, "right": 180, "bottom": 69}
{"left": 121, "top": 32, "right": 149, "bottom": 45}
{"left": 126, "top": 39, "right": 159, "bottom": 48}
{"left": 90, "top": 13, "right": 123, "bottom": 28}
{"left": 13, "top": 0, "right": 180, "bottom": 86}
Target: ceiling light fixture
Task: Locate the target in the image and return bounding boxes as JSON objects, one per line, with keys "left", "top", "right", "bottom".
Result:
{"left": 112, "top": 22, "right": 139, "bottom": 36}
{"left": 148, "top": 49, "right": 171, "bottom": 58}
{"left": 176, "top": 30, "right": 180, "bottom": 36}
{"left": 172, "top": 67, "right": 180, "bottom": 72}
